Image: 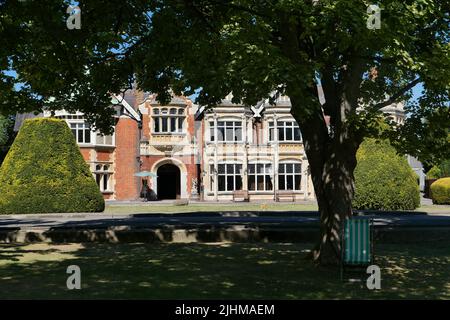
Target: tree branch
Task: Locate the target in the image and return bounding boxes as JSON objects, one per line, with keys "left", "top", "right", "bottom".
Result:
{"left": 374, "top": 77, "right": 421, "bottom": 109}
{"left": 208, "top": 0, "right": 272, "bottom": 19}
{"left": 356, "top": 55, "right": 397, "bottom": 64}
{"left": 183, "top": 0, "right": 220, "bottom": 34}
{"left": 320, "top": 65, "right": 339, "bottom": 118}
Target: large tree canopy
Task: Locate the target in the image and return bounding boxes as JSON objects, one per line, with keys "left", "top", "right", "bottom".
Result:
{"left": 1, "top": 1, "right": 448, "bottom": 143}
{"left": 1, "top": 0, "right": 449, "bottom": 263}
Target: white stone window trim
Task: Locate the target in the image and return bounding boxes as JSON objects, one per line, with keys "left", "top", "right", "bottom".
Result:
{"left": 93, "top": 163, "right": 114, "bottom": 193}
{"left": 152, "top": 106, "right": 186, "bottom": 134}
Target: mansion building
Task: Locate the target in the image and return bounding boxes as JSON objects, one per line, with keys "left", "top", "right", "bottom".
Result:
{"left": 14, "top": 90, "right": 422, "bottom": 201}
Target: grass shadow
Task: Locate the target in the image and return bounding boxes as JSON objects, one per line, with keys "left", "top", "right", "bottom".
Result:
{"left": 0, "top": 241, "right": 449, "bottom": 299}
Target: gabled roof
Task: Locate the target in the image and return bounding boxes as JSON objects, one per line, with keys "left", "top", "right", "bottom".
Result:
{"left": 112, "top": 93, "right": 141, "bottom": 122}
{"left": 145, "top": 94, "right": 190, "bottom": 106}
{"left": 122, "top": 89, "right": 151, "bottom": 109}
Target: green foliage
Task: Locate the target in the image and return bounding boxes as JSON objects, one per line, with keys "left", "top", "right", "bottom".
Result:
{"left": 0, "top": 115, "right": 13, "bottom": 146}
{"left": 440, "top": 159, "right": 450, "bottom": 177}
{"left": 390, "top": 100, "right": 450, "bottom": 166}
{"left": 1, "top": 1, "right": 448, "bottom": 136}
{"left": 430, "top": 178, "right": 450, "bottom": 205}
{"left": 353, "top": 139, "right": 420, "bottom": 210}
{"left": 427, "top": 166, "right": 442, "bottom": 179}
{"left": 0, "top": 118, "right": 105, "bottom": 214}
{"left": 0, "top": 114, "right": 15, "bottom": 165}
{"left": 426, "top": 159, "right": 450, "bottom": 179}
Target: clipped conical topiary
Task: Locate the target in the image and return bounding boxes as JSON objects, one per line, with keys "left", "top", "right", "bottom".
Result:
{"left": 0, "top": 118, "right": 105, "bottom": 214}
{"left": 353, "top": 139, "right": 420, "bottom": 211}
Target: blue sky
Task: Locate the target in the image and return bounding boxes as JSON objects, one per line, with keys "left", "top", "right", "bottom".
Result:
{"left": 411, "top": 83, "right": 424, "bottom": 102}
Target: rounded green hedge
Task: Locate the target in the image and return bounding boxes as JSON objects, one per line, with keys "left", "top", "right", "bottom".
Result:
{"left": 353, "top": 139, "right": 420, "bottom": 211}
{"left": 0, "top": 118, "right": 105, "bottom": 214}
{"left": 430, "top": 177, "right": 450, "bottom": 204}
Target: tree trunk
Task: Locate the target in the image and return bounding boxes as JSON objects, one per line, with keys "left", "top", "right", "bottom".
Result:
{"left": 276, "top": 13, "right": 365, "bottom": 265}
{"left": 290, "top": 96, "right": 361, "bottom": 265}
{"left": 311, "top": 139, "right": 359, "bottom": 265}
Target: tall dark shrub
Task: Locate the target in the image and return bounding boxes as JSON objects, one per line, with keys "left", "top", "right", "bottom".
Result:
{"left": 0, "top": 118, "right": 104, "bottom": 214}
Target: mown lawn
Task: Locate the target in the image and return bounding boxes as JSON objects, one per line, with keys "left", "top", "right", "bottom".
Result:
{"left": 104, "top": 203, "right": 319, "bottom": 214}
{"left": 103, "top": 202, "right": 449, "bottom": 215}
{"left": 0, "top": 241, "right": 449, "bottom": 299}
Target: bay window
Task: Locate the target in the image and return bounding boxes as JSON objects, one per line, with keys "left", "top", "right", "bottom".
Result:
{"left": 153, "top": 107, "right": 185, "bottom": 133}
{"left": 209, "top": 122, "right": 215, "bottom": 142}
{"left": 269, "top": 121, "right": 301, "bottom": 142}
{"left": 209, "top": 164, "right": 215, "bottom": 191}
{"left": 218, "top": 163, "right": 242, "bottom": 191}
{"left": 210, "top": 121, "right": 242, "bottom": 142}
{"left": 248, "top": 163, "right": 273, "bottom": 191}
{"left": 278, "top": 163, "right": 302, "bottom": 191}
{"left": 95, "top": 133, "right": 114, "bottom": 146}
{"left": 70, "top": 122, "right": 91, "bottom": 144}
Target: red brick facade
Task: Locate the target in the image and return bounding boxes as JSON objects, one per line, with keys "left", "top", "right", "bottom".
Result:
{"left": 69, "top": 93, "right": 201, "bottom": 201}
{"left": 114, "top": 117, "right": 140, "bottom": 200}
{"left": 137, "top": 95, "right": 200, "bottom": 200}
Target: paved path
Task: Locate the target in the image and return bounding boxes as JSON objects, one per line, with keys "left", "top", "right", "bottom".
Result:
{"left": 1, "top": 211, "right": 450, "bottom": 230}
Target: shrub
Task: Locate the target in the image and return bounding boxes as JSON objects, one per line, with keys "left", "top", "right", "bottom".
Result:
{"left": 426, "top": 166, "right": 442, "bottom": 179}
{"left": 0, "top": 115, "right": 14, "bottom": 166}
{"left": 430, "top": 177, "right": 450, "bottom": 204}
{"left": 353, "top": 139, "right": 420, "bottom": 211}
{"left": 0, "top": 118, "right": 104, "bottom": 214}
{"left": 426, "top": 159, "right": 450, "bottom": 179}
{"left": 0, "top": 114, "right": 13, "bottom": 146}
